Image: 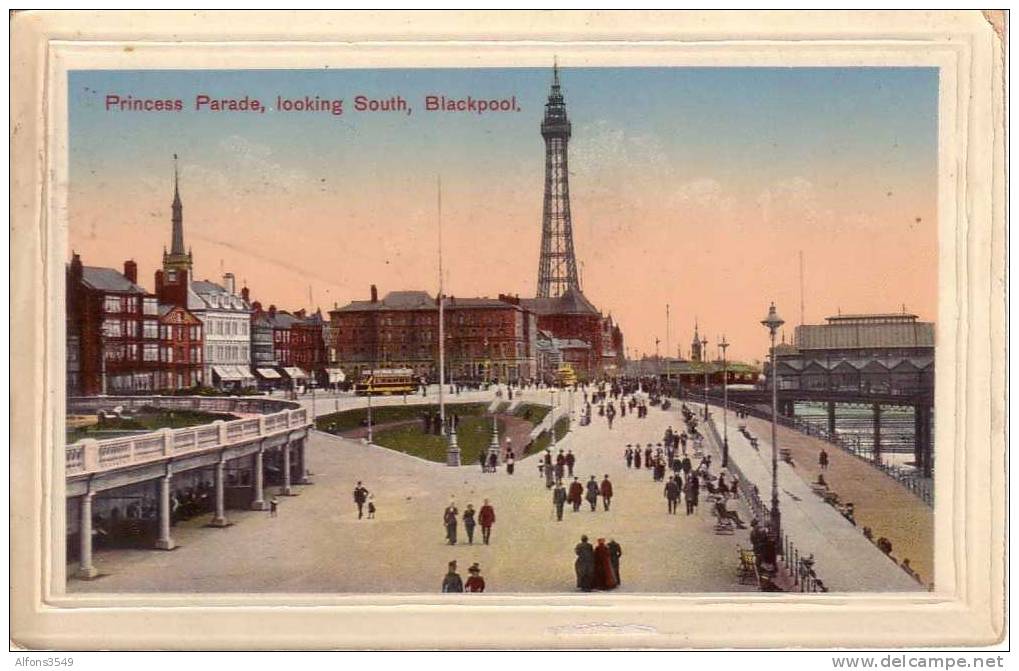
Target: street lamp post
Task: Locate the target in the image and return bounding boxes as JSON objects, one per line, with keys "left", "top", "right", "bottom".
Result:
{"left": 718, "top": 335, "right": 730, "bottom": 468}
{"left": 761, "top": 302, "right": 785, "bottom": 547}
{"left": 701, "top": 337, "right": 709, "bottom": 419}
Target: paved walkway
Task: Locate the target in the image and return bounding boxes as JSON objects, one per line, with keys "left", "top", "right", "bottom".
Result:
{"left": 733, "top": 410, "right": 934, "bottom": 587}
{"left": 714, "top": 404, "right": 923, "bottom": 592}
{"left": 68, "top": 392, "right": 759, "bottom": 594}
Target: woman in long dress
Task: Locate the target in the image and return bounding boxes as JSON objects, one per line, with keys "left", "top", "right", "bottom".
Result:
{"left": 593, "top": 538, "right": 618, "bottom": 590}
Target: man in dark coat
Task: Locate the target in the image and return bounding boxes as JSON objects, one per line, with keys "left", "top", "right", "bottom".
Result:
{"left": 625, "top": 446, "right": 633, "bottom": 468}
{"left": 664, "top": 475, "right": 681, "bottom": 514}
{"left": 553, "top": 481, "right": 567, "bottom": 521}
{"left": 441, "top": 560, "right": 464, "bottom": 593}
{"left": 565, "top": 450, "right": 576, "bottom": 477}
{"left": 644, "top": 445, "right": 653, "bottom": 468}
{"left": 353, "top": 481, "right": 369, "bottom": 519}
{"left": 574, "top": 535, "right": 595, "bottom": 591}
{"left": 607, "top": 538, "right": 623, "bottom": 585}
{"left": 568, "top": 477, "right": 584, "bottom": 512}
{"left": 600, "top": 475, "right": 614, "bottom": 511}
{"left": 684, "top": 474, "right": 699, "bottom": 515}
{"left": 585, "top": 476, "right": 600, "bottom": 511}
{"left": 633, "top": 449, "right": 642, "bottom": 469}
{"left": 443, "top": 502, "right": 459, "bottom": 544}
{"left": 478, "top": 499, "right": 496, "bottom": 545}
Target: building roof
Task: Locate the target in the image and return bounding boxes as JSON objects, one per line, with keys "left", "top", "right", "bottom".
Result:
{"left": 795, "top": 320, "right": 935, "bottom": 350}
{"left": 81, "top": 266, "right": 147, "bottom": 294}
{"left": 188, "top": 280, "right": 251, "bottom": 313}
{"left": 332, "top": 290, "right": 524, "bottom": 313}
{"left": 520, "top": 286, "right": 600, "bottom": 316}
{"left": 554, "top": 338, "right": 591, "bottom": 350}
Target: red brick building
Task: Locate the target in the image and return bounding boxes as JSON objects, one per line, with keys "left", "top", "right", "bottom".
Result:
{"left": 290, "top": 309, "right": 327, "bottom": 386}
{"left": 66, "top": 254, "right": 162, "bottom": 395}
{"left": 158, "top": 305, "right": 204, "bottom": 390}
{"left": 521, "top": 287, "right": 621, "bottom": 380}
{"left": 329, "top": 286, "right": 537, "bottom": 383}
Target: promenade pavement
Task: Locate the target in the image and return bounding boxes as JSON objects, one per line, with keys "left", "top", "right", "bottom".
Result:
{"left": 68, "top": 390, "right": 758, "bottom": 594}
{"left": 713, "top": 404, "right": 922, "bottom": 592}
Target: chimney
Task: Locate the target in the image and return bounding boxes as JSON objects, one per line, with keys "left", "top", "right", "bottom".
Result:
{"left": 123, "top": 259, "right": 138, "bottom": 284}
{"left": 241, "top": 286, "right": 250, "bottom": 302}
{"left": 223, "top": 272, "right": 236, "bottom": 295}
{"left": 370, "top": 284, "right": 378, "bottom": 303}
{"left": 251, "top": 300, "right": 262, "bottom": 313}
{"left": 295, "top": 308, "right": 306, "bottom": 319}
{"left": 268, "top": 304, "right": 277, "bottom": 318}
{"left": 69, "top": 252, "right": 83, "bottom": 284}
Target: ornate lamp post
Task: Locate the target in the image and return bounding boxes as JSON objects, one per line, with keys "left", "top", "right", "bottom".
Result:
{"left": 718, "top": 335, "right": 730, "bottom": 468}
{"left": 701, "top": 337, "right": 709, "bottom": 419}
{"left": 761, "top": 302, "right": 785, "bottom": 546}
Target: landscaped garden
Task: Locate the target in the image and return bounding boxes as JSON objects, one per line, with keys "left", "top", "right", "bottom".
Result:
{"left": 66, "top": 408, "right": 240, "bottom": 444}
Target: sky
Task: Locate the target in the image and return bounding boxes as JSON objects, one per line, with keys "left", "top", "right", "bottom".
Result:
{"left": 68, "top": 67, "right": 939, "bottom": 363}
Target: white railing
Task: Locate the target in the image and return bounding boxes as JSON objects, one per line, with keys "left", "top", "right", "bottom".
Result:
{"left": 66, "top": 405, "right": 310, "bottom": 478}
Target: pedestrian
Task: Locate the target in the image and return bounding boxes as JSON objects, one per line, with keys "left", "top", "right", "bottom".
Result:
{"left": 575, "top": 535, "right": 595, "bottom": 592}
{"left": 644, "top": 444, "right": 653, "bottom": 469}
{"left": 479, "top": 498, "right": 496, "bottom": 545}
{"left": 441, "top": 560, "right": 464, "bottom": 593}
{"left": 819, "top": 449, "right": 829, "bottom": 471}
{"left": 633, "top": 449, "right": 642, "bottom": 470}
{"left": 444, "top": 501, "right": 459, "bottom": 545}
{"left": 553, "top": 480, "right": 567, "bottom": 521}
{"left": 600, "top": 474, "right": 613, "bottom": 511}
{"left": 269, "top": 496, "right": 279, "bottom": 518}
{"left": 545, "top": 460, "right": 556, "bottom": 489}
{"left": 479, "top": 451, "right": 487, "bottom": 473}
{"left": 353, "top": 481, "right": 369, "bottom": 519}
{"left": 566, "top": 450, "right": 576, "bottom": 477}
{"left": 506, "top": 456, "right": 515, "bottom": 475}
{"left": 607, "top": 538, "right": 623, "bottom": 586}
{"left": 684, "top": 473, "right": 700, "bottom": 515}
{"left": 367, "top": 495, "right": 376, "bottom": 519}
{"left": 625, "top": 445, "right": 633, "bottom": 469}
{"left": 463, "top": 503, "right": 477, "bottom": 544}
{"left": 585, "top": 476, "right": 600, "bottom": 512}
{"left": 593, "top": 538, "right": 619, "bottom": 590}
{"left": 568, "top": 477, "right": 584, "bottom": 512}
{"left": 664, "top": 475, "right": 681, "bottom": 514}
{"left": 465, "top": 563, "right": 486, "bottom": 593}
{"left": 488, "top": 451, "right": 498, "bottom": 472}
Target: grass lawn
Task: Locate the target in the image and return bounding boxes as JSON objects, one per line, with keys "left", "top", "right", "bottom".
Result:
{"left": 513, "top": 403, "right": 551, "bottom": 425}
{"left": 373, "top": 415, "right": 510, "bottom": 465}
{"left": 531, "top": 416, "right": 572, "bottom": 454}
{"left": 66, "top": 409, "right": 239, "bottom": 444}
{"left": 315, "top": 402, "right": 489, "bottom": 433}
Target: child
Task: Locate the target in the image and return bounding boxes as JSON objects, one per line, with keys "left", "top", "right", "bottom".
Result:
{"left": 269, "top": 497, "right": 279, "bottom": 518}
{"left": 367, "top": 495, "right": 376, "bottom": 519}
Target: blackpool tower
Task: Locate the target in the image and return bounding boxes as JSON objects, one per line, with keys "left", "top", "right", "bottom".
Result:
{"left": 536, "top": 63, "right": 581, "bottom": 299}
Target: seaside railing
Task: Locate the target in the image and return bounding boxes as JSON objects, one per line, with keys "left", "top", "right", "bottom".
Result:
{"left": 66, "top": 396, "right": 310, "bottom": 478}
{"left": 702, "top": 415, "right": 826, "bottom": 593}
{"left": 690, "top": 393, "right": 933, "bottom": 507}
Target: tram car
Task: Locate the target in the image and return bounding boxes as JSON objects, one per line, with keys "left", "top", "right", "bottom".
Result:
{"left": 354, "top": 368, "right": 417, "bottom": 396}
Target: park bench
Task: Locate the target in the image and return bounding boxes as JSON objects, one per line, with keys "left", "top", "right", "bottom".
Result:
{"left": 737, "top": 546, "right": 760, "bottom": 586}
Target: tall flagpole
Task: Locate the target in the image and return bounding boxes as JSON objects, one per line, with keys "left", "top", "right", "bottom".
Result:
{"left": 438, "top": 176, "right": 446, "bottom": 436}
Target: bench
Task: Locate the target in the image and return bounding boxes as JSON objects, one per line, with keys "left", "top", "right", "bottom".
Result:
{"left": 737, "top": 546, "right": 760, "bottom": 585}
{"left": 712, "top": 500, "right": 735, "bottom": 535}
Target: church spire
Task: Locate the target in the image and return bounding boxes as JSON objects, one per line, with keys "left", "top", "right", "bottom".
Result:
{"left": 163, "top": 153, "right": 192, "bottom": 273}
{"left": 170, "top": 153, "right": 185, "bottom": 256}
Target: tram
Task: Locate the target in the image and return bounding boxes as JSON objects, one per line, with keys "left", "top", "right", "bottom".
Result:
{"left": 354, "top": 368, "right": 417, "bottom": 396}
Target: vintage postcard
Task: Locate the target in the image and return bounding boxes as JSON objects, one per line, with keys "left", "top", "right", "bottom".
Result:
{"left": 10, "top": 10, "right": 1006, "bottom": 650}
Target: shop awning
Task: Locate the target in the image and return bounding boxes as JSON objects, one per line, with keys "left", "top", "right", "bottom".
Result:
{"left": 213, "top": 365, "right": 245, "bottom": 381}
{"left": 282, "top": 367, "right": 307, "bottom": 380}
{"left": 326, "top": 368, "right": 346, "bottom": 383}
{"left": 256, "top": 367, "right": 282, "bottom": 379}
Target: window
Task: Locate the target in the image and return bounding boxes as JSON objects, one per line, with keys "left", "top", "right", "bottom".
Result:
{"left": 104, "top": 296, "right": 121, "bottom": 313}
{"left": 143, "top": 321, "right": 158, "bottom": 339}
{"left": 125, "top": 296, "right": 138, "bottom": 312}
{"left": 190, "top": 325, "right": 199, "bottom": 340}
{"left": 143, "top": 298, "right": 159, "bottom": 315}
{"left": 192, "top": 346, "right": 201, "bottom": 363}
{"left": 102, "top": 320, "right": 122, "bottom": 338}
{"left": 143, "top": 343, "right": 159, "bottom": 361}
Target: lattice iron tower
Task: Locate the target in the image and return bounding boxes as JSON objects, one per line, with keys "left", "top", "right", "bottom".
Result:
{"left": 536, "top": 63, "right": 581, "bottom": 298}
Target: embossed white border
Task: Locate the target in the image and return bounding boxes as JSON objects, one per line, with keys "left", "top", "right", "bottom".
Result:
{"left": 10, "top": 10, "right": 1006, "bottom": 649}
